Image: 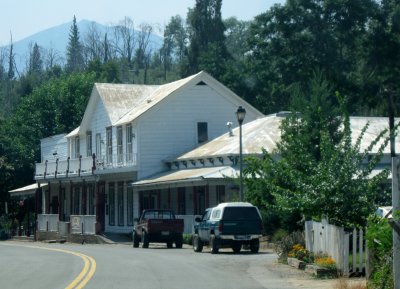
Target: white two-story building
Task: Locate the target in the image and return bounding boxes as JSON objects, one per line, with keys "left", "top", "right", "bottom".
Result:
{"left": 33, "top": 71, "right": 263, "bottom": 238}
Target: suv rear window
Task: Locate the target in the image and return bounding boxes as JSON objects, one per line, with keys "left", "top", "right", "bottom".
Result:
{"left": 222, "top": 207, "right": 260, "bottom": 220}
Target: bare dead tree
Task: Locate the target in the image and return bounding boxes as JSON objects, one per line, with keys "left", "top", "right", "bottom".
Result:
{"left": 136, "top": 22, "right": 153, "bottom": 83}
{"left": 83, "top": 21, "right": 104, "bottom": 64}
{"left": 113, "top": 17, "right": 136, "bottom": 67}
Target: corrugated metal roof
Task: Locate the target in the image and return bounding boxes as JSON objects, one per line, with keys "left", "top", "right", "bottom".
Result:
{"left": 114, "top": 72, "right": 200, "bottom": 126}
{"left": 133, "top": 166, "right": 238, "bottom": 187}
{"left": 9, "top": 183, "right": 47, "bottom": 197}
{"left": 95, "top": 83, "right": 161, "bottom": 125}
{"left": 175, "top": 114, "right": 400, "bottom": 160}
{"left": 177, "top": 115, "right": 282, "bottom": 160}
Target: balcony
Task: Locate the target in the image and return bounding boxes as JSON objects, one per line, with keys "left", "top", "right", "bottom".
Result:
{"left": 35, "top": 153, "right": 137, "bottom": 180}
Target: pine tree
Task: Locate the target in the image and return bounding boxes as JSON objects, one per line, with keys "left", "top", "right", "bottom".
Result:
{"left": 66, "top": 16, "right": 85, "bottom": 73}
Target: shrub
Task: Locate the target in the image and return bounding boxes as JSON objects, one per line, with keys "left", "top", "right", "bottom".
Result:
{"left": 365, "top": 215, "right": 393, "bottom": 289}
{"left": 274, "top": 231, "right": 305, "bottom": 263}
{"left": 183, "top": 234, "right": 193, "bottom": 245}
{"left": 288, "top": 244, "right": 314, "bottom": 263}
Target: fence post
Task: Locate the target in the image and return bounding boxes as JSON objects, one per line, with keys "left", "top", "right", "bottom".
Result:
{"left": 358, "top": 228, "right": 364, "bottom": 273}
{"left": 343, "top": 232, "right": 350, "bottom": 277}
{"left": 353, "top": 228, "right": 357, "bottom": 272}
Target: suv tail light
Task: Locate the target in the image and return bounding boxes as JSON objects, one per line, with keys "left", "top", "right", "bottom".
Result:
{"left": 218, "top": 222, "right": 223, "bottom": 232}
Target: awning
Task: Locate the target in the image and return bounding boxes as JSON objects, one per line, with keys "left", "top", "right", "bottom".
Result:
{"left": 132, "top": 166, "right": 239, "bottom": 188}
{"left": 9, "top": 183, "right": 47, "bottom": 197}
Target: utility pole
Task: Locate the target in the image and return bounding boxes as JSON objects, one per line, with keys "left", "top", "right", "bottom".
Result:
{"left": 388, "top": 89, "right": 400, "bottom": 289}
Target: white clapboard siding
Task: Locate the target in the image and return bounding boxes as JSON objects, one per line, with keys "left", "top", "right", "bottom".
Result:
{"left": 41, "top": 134, "right": 68, "bottom": 162}
{"left": 137, "top": 85, "right": 260, "bottom": 179}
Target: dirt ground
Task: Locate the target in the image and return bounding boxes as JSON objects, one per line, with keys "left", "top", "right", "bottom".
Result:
{"left": 263, "top": 254, "right": 367, "bottom": 289}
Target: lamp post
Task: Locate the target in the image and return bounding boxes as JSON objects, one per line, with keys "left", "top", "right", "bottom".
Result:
{"left": 236, "top": 106, "right": 246, "bottom": 202}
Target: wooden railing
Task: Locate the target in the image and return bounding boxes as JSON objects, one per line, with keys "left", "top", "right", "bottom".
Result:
{"left": 35, "top": 153, "right": 137, "bottom": 179}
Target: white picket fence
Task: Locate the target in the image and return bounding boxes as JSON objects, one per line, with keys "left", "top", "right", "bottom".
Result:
{"left": 305, "top": 219, "right": 365, "bottom": 276}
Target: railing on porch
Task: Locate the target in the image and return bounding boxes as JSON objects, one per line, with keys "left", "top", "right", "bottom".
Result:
{"left": 35, "top": 153, "right": 137, "bottom": 180}
{"left": 38, "top": 214, "right": 59, "bottom": 232}
{"left": 37, "top": 214, "right": 96, "bottom": 235}
{"left": 305, "top": 219, "right": 365, "bottom": 276}
{"left": 176, "top": 215, "right": 202, "bottom": 234}
{"left": 70, "top": 215, "right": 96, "bottom": 235}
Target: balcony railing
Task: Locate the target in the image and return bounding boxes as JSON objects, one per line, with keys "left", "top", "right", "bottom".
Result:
{"left": 35, "top": 153, "right": 137, "bottom": 180}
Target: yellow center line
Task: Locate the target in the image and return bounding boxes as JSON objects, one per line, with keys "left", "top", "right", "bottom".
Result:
{"left": 0, "top": 242, "right": 96, "bottom": 289}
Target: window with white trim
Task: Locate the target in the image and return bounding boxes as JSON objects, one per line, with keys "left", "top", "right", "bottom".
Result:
{"left": 197, "top": 122, "right": 208, "bottom": 144}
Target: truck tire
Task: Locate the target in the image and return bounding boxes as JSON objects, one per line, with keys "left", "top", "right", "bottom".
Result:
{"left": 250, "top": 239, "right": 260, "bottom": 253}
{"left": 175, "top": 234, "right": 183, "bottom": 248}
{"left": 210, "top": 235, "right": 219, "bottom": 254}
{"left": 133, "top": 231, "right": 140, "bottom": 248}
{"left": 167, "top": 241, "right": 173, "bottom": 248}
{"left": 141, "top": 231, "right": 149, "bottom": 248}
{"left": 232, "top": 243, "right": 241, "bottom": 253}
{"left": 193, "top": 234, "right": 203, "bottom": 252}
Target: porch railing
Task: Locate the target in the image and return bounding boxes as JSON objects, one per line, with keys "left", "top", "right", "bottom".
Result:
{"left": 70, "top": 215, "right": 96, "bottom": 235}
{"left": 38, "top": 214, "right": 96, "bottom": 235}
{"left": 38, "top": 214, "right": 59, "bottom": 232}
{"left": 35, "top": 153, "right": 137, "bottom": 180}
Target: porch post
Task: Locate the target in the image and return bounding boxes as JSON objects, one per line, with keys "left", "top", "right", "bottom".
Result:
{"left": 193, "top": 186, "right": 196, "bottom": 215}
{"left": 205, "top": 184, "right": 209, "bottom": 208}
{"left": 47, "top": 182, "right": 51, "bottom": 214}
{"left": 58, "top": 181, "right": 62, "bottom": 221}
{"left": 70, "top": 181, "right": 73, "bottom": 216}
{"left": 168, "top": 188, "right": 171, "bottom": 209}
{"left": 82, "top": 180, "right": 87, "bottom": 215}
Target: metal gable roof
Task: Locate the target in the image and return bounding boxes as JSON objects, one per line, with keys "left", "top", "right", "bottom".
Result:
{"left": 132, "top": 166, "right": 239, "bottom": 187}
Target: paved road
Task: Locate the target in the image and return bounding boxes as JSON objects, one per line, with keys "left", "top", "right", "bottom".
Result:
{"left": 0, "top": 241, "right": 342, "bottom": 289}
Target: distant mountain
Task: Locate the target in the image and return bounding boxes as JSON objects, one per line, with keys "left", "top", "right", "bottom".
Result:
{"left": 1, "top": 19, "right": 163, "bottom": 74}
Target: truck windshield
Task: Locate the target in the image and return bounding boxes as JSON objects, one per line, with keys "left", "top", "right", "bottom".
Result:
{"left": 222, "top": 207, "right": 260, "bottom": 220}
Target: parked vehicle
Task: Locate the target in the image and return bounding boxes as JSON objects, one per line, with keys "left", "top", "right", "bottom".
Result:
{"left": 132, "top": 209, "right": 184, "bottom": 248}
{"left": 193, "top": 202, "right": 263, "bottom": 254}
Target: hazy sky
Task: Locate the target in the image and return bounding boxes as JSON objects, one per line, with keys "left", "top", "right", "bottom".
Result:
{"left": 1, "top": 0, "right": 284, "bottom": 45}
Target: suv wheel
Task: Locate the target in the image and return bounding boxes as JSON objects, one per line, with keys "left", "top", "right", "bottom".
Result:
{"left": 133, "top": 231, "right": 140, "bottom": 248}
{"left": 250, "top": 239, "right": 260, "bottom": 253}
{"left": 232, "top": 243, "right": 241, "bottom": 253}
{"left": 141, "top": 231, "right": 149, "bottom": 248}
{"left": 210, "top": 235, "right": 219, "bottom": 254}
{"left": 193, "top": 234, "right": 203, "bottom": 252}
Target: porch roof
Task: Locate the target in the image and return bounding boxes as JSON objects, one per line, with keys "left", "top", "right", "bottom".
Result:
{"left": 9, "top": 183, "right": 47, "bottom": 197}
{"left": 132, "top": 166, "right": 239, "bottom": 187}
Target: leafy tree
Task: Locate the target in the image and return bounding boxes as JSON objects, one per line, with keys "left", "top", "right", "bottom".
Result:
{"left": 66, "top": 16, "right": 85, "bottom": 73}
{"left": 244, "top": 76, "right": 392, "bottom": 229}
{"left": 161, "top": 15, "right": 187, "bottom": 79}
{"left": 0, "top": 72, "right": 96, "bottom": 191}
{"left": 245, "top": 0, "right": 376, "bottom": 114}
{"left": 185, "top": 0, "right": 230, "bottom": 79}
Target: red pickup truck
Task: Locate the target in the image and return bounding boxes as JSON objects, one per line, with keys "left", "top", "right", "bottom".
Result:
{"left": 132, "top": 209, "right": 184, "bottom": 248}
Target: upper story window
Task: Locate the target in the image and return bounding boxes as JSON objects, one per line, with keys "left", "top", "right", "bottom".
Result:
{"left": 86, "top": 131, "right": 92, "bottom": 157}
{"left": 74, "top": 137, "right": 80, "bottom": 158}
{"left": 106, "top": 127, "right": 112, "bottom": 164}
{"left": 126, "top": 124, "right": 133, "bottom": 162}
{"left": 197, "top": 122, "right": 208, "bottom": 144}
{"left": 95, "top": 133, "right": 101, "bottom": 159}
{"left": 117, "top": 126, "right": 123, "bottom": 163}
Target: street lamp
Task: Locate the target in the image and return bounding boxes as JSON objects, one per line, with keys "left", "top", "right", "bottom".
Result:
{"left": 236, "top": 106, "right": 246, "bottom": 202}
